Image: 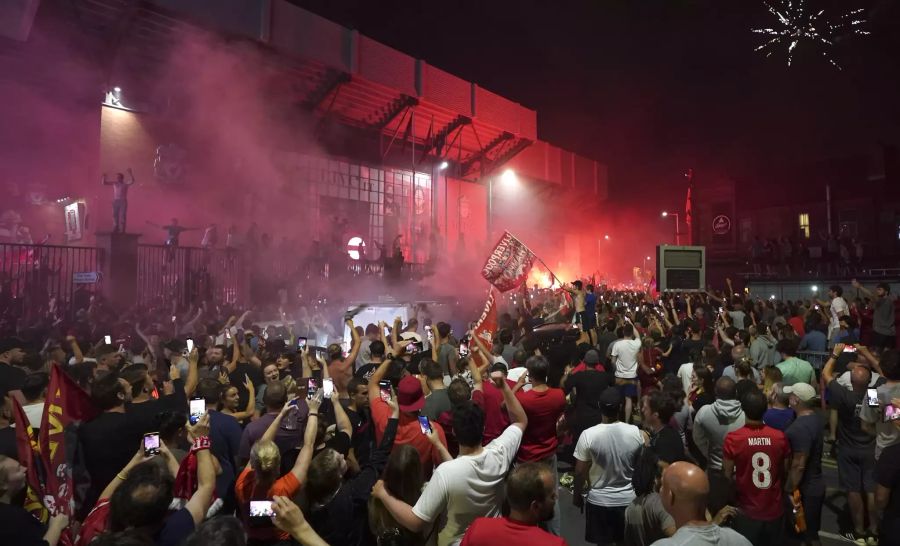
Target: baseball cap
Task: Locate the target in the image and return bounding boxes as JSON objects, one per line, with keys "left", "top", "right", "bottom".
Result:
{"left": 598, "top": 387, "right": 623, "bottom": 410}
{"left": 784, "top": 383, "right": 817, "bottom": 402}
{"left": 584, "top": 350, "right": 601, "bottom": 365}
{"left": 397, "top": 375, "right": 425, "bottom": 412}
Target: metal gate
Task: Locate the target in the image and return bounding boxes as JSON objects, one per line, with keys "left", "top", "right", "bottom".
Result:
{"left": 0, "top": 243, "right": 101, "bottom": 320}
{"left": 136, "top": 245, "right": 248, "bottom": 306}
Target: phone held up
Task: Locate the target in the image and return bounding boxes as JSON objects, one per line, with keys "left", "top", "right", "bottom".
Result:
{"left": 323, "top": 377, "right": 334, "bottom": 398}
{"left": 866, "top": 389, "right": 879, "bottom": 407}
{"left": 143, "top": 432, "right": 160, "bottom": 457}
{"left": 248, "top": 500, "right": 276, "bottom": 526}
{"left": 378, "top": 380, "right": 392, "bottom": 403}
{"left": 418, "top": 415, "right": 432, "bottom": 435}
{"left": 189, "top": 398, "right": 206, "bottom": 425}
{"left": 307, "top": 378, "right": 318, "bottom": 400}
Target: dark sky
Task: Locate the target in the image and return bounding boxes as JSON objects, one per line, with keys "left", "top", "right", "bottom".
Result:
{"left": 290, "top": 0, "right": 900, "bottom": 207}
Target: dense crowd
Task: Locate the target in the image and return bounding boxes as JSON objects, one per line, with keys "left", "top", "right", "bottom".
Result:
{"left": 0, "top": 276, "right": 898, "bottom": 546}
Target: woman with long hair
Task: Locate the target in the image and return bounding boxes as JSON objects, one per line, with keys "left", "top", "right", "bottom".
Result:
{"left": 368, "top": 444, "right": 427, "bottom": 545}
{"left": 218, "top": 374, "right": 255, "bottom": 422}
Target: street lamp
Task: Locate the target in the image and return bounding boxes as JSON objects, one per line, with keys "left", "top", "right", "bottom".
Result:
{"left": 661, "top": 211, "right": 680, "bottom": 245}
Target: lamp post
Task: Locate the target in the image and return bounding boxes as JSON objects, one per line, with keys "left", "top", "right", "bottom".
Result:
{"left": 661, "top": 211, "right": 680, "bottom": 245}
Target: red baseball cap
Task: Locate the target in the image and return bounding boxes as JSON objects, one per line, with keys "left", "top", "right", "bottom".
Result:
{"left": 397, "top": 375, "right": 425, "bottom": 412}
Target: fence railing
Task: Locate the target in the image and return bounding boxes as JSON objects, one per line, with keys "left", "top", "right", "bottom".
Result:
{"left": 2, "top": 242, "right": 429, "bottom": 314}
{"left": 0, "top": 243, "right": 101, "bottom": 320}
{"left": 136, "top": 245, "right": 249, "bottom": 307}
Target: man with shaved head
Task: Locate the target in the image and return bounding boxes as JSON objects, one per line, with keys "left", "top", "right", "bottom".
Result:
{"left": 823, "top": 344, "right": 880, "bottom": 544}
{"left": 653, "top": 462, "right": 750, "bottom": 545}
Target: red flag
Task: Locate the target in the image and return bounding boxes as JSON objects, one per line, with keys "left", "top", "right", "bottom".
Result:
{"left": 12, "top": 398, "right": 48, "bottom": 522}
{"left": 472, "top": 289, "right": 498, "bottom": 352}
{"left": 39, "top": 364, "right": 98, "bottom": 523}
{"left": 481, "top": 231, "right": 537, "bottom": 292}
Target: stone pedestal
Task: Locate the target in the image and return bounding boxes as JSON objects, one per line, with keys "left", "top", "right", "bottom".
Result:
{"left": 95, "top": 232, "right": 141, "bottom": 306}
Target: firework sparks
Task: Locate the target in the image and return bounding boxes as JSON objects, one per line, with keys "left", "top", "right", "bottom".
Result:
{"left": 753, "top": 0, "right": 868, "bottom": 69}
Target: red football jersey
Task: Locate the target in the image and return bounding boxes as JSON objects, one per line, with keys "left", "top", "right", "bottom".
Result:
{"left": 723, "top": 424, "right": 789, "bottom": 521}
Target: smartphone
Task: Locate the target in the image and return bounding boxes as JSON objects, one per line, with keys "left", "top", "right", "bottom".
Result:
{"left": 171, "top": 315, "right": 177, "bottom": 323}
{"left": 307, "top": 378, "right": 318, "bottom": 400}
{"left": 323, "top": 378, "right": 334, "bottom": 398}
{"left": 406, "top": 341, "right": 419, "bottom": 355}
{"left": 249, "top": 500, "right": 275, "bottom": 518}
{"left": 143, "top": 432, "right": 160, "bottom": 456}
{"left": 426, "top": 326, "right": 434, "bottom": 342}
{"left": 225, "top": 330, "right": 232, "bottom": 340}
{"left": 297, "top": 337, "right": 307, "bottom": 349}
{"left": 459, "top": 339, "right": 470, "bottom": 357}
{"left": 186, "top": 338, "right": 194, "bottom": 352}
{"left": 885, "top": 404, "right": 900, "bottom": 422}
{"left": 104, "top": 335, "right": 112, "bottom": 345}
{"left": 378, "top": 380, "right": 392, "bottom": 403}
{"left": 189, "top": 398, "right": 206, "bottom": 425}
{"left": 866, "top": 389, "right": 879, "bottom": 407}
{"left": 418, "top": 415, "right": 431, "bottom": 435}
{"left": 843, "top": 345, "right": 858, "bottom": 353}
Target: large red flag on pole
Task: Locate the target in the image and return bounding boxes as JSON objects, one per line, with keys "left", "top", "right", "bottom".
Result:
{"left": 39, "top": 364, "right": 98, "bottom": 531}
{"left": 472, "top": 289, "right": 498, "bottom": 352}
{"left": 481, "top": 231, "right": 537, "bottom": 292}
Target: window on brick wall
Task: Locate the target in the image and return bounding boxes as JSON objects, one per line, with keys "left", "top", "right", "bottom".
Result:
{"left": 799, "top": 213, "right": 810, "bottom": 239}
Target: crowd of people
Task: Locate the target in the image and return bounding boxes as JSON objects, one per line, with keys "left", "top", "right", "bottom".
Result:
{"left": 0, "top": 274, "right": 898, "bottom": 546}
{"left": 747, "top": 233, "right": 869, "bottom": 278}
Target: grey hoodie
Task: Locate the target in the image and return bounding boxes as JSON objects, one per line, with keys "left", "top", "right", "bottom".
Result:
{"left": 692, "top": 399, "right": 745, "bottom": 470}
{"left": 749, "top": 334, "right": 778, "bottom": 369}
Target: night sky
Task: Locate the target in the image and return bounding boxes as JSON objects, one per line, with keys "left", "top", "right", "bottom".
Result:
{"left": 290, "top": 0, "right": 900, "bottom": 211}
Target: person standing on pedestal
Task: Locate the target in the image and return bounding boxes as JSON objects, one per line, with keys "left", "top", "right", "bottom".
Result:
{"left": 102, "top": 168, "right": 135, "bottom": 232}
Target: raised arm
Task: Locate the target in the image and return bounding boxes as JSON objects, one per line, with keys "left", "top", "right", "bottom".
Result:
{"left": 288, "top": 394, "right": 322, "bottom": 484}
{"left": 272, "top": 496, "right": 329, "bottom": 546}
{"left": 391, "top": 316, "right": 402, "bottom": 352}
{"left": 851, "top": 279, "right": 872, "bottom": 298}
{"left": 66, "top": 335, "right": 84, "bottom": 365}
{"left": 367, "top": 357, "right": 393, "bottom": 404}
{"left": 493, "top": 372, "right": 527, "bottom": 430}
{"left": 343, "top": 319, "right": 362, "bottom": 366}
{"left": 126, "top": 167, "right": 135, "bottom": 184}
{"left": 228, "top": 374, "right": 256, "bottom": 421}
{"left": 330, "top": 389, "right": 353, "bottom": 439}
{"left": 225, "top": 340, "right": 240, "bottom": 374}
{"left": 822, "top": 344, "right": 844, "bottom": 385}
{"left": 183, "top": 347, "right": 199, "bottom": 397}
{"left": 185, "top": 414, "right": 216, "bottom": 525}
{"left": 261, "top": 396, "right": 297, "bottom": 446}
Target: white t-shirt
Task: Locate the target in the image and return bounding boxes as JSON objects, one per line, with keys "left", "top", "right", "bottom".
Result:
{"left": 412, "top": 425, "right": 523, "bottom": 546}
{"left": 611, "top": 338, "right": 642, "bottom": 379}
{"left": 573, "top": 422, "right": 644, "bottom": 507}
{"left": 830, "top": 296, "right": 849, "bottom": 331}
{"left": 677, "top": 362, "right": 694, "bottom": 396}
